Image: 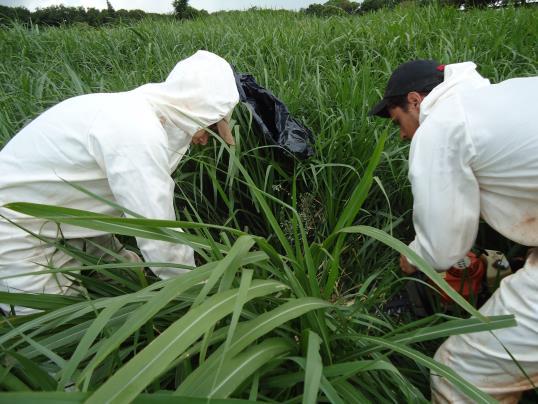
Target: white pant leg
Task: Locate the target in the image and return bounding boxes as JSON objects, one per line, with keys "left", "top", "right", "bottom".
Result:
{"left": 431, "top": 249, "right": 538, "bottom": 403}
{"left": 1, "top": 235, "right": 141, "bottom": 315}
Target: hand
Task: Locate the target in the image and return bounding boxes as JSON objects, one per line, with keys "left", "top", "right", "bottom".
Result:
{"left": 399, "top": 254, "right": 418, "bottom": 275}
{"left": 191, "top": 128, "right": 210, "bottom": 145}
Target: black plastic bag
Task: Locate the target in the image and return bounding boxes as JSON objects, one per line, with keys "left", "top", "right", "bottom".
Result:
{"left": 235, "top": 73, "right": 315, "bottom": 159}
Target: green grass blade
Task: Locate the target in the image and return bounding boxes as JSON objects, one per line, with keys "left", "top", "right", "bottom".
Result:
{"left": 4, "top": 202, "right": 242, "bottom": 234}
{"left": 77, "top": 261, "right": 242, "bottom": 387}
{"left": 317, "top": 375, "right": 345, "bottom": 404}
{"left": 202, "top": 338, "right": 291, "bottom": 399}
{"left": 322, "top": 130, "right": 387, "bottom": 298}
{"left": 324, "top": 359, "right": 400, "bottom": 378}
{"left": 192, "top": 236, "right": 255, "bottom": 307}
{"left": 2, "top": 323, "right": 66, "bottom": 369}
{"left": 332, "top": 130, "right": 388, "bottom": 235}
{"left": 332, "top": 379, "right": 370, "bottom": 404}
{"left": 85, "top": 280, "right": 288, "bottom": 404}
{"left": 387, "top": 315, "right": 516, "bottom": 345}
{"left": 303, "top": 330, "right": 323, "bottom": 404}
{"left": 209, "top": 268, "right": 253, "bottom": 393}
{"left": 0, "top": 392, "right": 259, "bottom": 403}
{"left": 341, "top": 225, "right": 488, "bottom": 321}
{"left": 17, "top": 305, "right": 138, "bottom": 361}
{"left": 360, "top": 336, "right": 496, "bottom": 404}
{"left": 58, "top": 295, "right": 131, "bottom": 390}
{"left": 0, "top": 292, "right": 80, "bottom": 311}
{"left": 176, "top": 298, "right": 330, "bottom": 394}
{"left": 282, "top": 357, "right": 345, "bottom": 404}
{"left": 0, "top": 364, "right": 31, "bottom": 391}
{"left": 4, "top": 203, "right": 224, "bottom": 252}
{"left": 2, "top": 351, "right": 56, "bottom": 391}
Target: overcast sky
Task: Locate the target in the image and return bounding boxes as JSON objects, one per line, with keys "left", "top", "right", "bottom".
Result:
{"left": 0, "top": 0, "right": 324, "bottom": 13}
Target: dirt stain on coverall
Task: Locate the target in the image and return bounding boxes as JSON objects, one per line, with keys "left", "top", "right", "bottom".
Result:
{"left": 510, "top": 215, "right": 538, "bottom": 249}
{"left": 522, "top": 216, "right": 536, "bottom": 226}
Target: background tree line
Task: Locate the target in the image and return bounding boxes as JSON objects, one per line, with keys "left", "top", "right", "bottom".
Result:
{"left": 0, "top": 1, "right": 208, "bottom": 28}
{"left": 0, "top": 3, "right": 159, "bottom": 27}
{"left": 0, "top": 0, "right": 533, "bottom": 27}
{"left": 303, "top": 0, "right": 532, "bottom": 15}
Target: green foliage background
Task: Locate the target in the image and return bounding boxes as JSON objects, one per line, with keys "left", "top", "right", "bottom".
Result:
{"left": 0, "top": 4, "right": 537, "bottom": 402}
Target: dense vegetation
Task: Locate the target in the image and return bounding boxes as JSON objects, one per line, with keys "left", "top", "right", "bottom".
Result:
{"left": 304, "top": 0, "right": 533, "bottom": 15}
{"left": 2, "top": 0, "right": 534, "bottom": 28}
{"left": 0, "top": 4, "right": 537, "bottom": 403}
{"left": 0, "top": 1, "right": 207, "bottom": 28}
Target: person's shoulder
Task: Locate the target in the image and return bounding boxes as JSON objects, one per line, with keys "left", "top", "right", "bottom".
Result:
{"left": 92, "top": 93, "right": 161, "bottom": 132}
{"left": 95, "top": 92, "right": 151, "bottom": 117}
{"left": 485, "top": 76, "right": 538, "bottom": 99}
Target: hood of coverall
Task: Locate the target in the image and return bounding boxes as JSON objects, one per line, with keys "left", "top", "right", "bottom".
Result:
{"left": 134, "top": 50, "right": 240, "bottom": 143}
{"left": 419, "top": 61, "right": 490, "bottom": 124}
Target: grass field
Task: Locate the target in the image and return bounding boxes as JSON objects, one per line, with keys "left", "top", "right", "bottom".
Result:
{"left": 0, "top": 4, "right": 537, "bottom": 402}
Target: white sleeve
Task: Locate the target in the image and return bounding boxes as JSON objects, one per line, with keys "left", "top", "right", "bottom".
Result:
{"left": 407, "top": 101, "right": 480, "bottom": 271}
{"left": 88, "top": 113, "right": 195, "bottom": 279}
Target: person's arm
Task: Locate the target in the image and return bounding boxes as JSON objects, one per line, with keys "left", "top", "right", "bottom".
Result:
{"left": 88, "top": 108, "right": 194, "bottom": 279}
{"left": 407, "top": 101, "right": 480, "bottom": 271}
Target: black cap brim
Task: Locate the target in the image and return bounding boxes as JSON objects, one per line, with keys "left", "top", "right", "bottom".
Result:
{"left": 369, "top": 98, "right": 391, "bottom": 118}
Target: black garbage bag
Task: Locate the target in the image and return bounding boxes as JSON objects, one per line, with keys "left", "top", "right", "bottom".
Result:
{"left": 235, "top": 73, "right": 315, "bottom": 159}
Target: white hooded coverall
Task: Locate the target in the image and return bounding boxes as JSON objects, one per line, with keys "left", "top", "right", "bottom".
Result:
{"left": 0, "top": 50, "right": 239, "bottom": 315}
{"left": 406, "top": 62, "right": 538, "bottom": 403}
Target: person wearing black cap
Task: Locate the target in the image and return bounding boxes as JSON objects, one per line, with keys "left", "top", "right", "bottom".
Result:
{"left": 371, "top": 60, "right": 538, "bottom": 402}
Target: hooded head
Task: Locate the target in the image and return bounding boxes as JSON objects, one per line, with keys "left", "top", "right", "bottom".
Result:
{"left": 134, "top": 50, "right": 240, "bottom": 144}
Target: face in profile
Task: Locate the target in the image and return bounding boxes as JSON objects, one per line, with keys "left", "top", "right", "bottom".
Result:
{"left": 389, "top": 92, "right": 425, "bottom": 141}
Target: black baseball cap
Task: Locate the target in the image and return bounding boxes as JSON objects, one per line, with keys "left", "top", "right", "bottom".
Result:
{"left": 369, "top": 59, "right": 445, "bottom": 118}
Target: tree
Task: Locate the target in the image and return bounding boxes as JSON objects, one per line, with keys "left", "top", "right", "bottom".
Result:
{"left": 85, "top": 7, "right": 103, "bottom": 26}
{"left": 325, "top": 0, "right": 361, "bottom": 13}
{"left": 172, "top": 0, "right": 207, "bottom": 19}
{"left": 303, "top": 1, "right": 361, "bottom": 17}
{"left": 104, "top": 0, "right": 115, "bottom": 23}
{"left": 173, "top": 0, "right": 189, "bottom": 17}
{"left": 106, "top": 1, "right": 115, "bottom": 14}
{"left": 0, "top": 5, "right": 31, "bottom": 25}
{"left": 360, "top": 0, "right": 390, "bottom": 12}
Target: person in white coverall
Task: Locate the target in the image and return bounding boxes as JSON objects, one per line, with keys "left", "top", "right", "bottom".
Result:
{"left": 370, "top": 60, "right": 538, "bottom": 403}
{"left": 0, "top": 50, "right": 239, "bottom": 316}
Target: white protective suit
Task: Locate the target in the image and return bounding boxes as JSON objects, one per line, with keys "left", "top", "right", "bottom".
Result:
{"left": 0, "top": 50, "right": 239, "bottom": 315}
{"left": 406, "top": 62, "right": 538, "bottom": 402}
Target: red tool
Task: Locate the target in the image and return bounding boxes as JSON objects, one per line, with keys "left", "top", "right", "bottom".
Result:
{"left": 438, "top": 252, "right": 486, "bottom": 304}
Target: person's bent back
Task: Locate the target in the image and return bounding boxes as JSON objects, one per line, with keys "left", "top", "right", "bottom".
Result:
{"left": 0, "top": 50, "right": 239, "bottom": 315}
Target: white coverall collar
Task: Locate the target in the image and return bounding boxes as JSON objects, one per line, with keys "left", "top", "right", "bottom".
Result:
{"left": 419, "top": 62, "right": 490, "bottom": 124}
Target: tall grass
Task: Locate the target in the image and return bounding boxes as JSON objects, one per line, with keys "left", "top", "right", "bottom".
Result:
{"left": 0, "top": 4, "right": 536, "bottom": 402}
